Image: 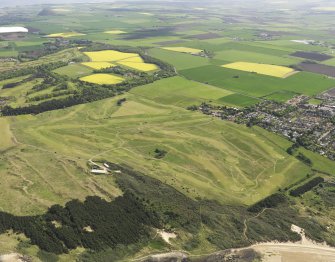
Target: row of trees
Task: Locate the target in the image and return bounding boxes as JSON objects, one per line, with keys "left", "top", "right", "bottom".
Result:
{"left": 1, "top": 86, "right": 114, "bottom": 115}
{"left": 290, "top": 177, "right": 324, "bottom": 197}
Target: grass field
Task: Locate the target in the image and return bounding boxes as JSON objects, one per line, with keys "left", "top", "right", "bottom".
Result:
{"left": 322, "top": 58, "right": 335, "bottom": 66}
{"left": 0, "top": 79, "right": 314, "bottom": 219}
{"left": 148, "top": 48, "right": 210, "bottom": 70}
{"left": 214, "top": 50, "right": 301, "bottom": 66}
{"left": 308, "top": 98, "right": 323, "bottom": 105}
{"left": 130, "top": 76, "right": 234, "bottom": 107}
{"left": 181, "top": 65, "right": 335, "bottom": 97}
{"left": 0, "top": 118, "right": 15, "bottom": 151}
{"left": 218, "top": 94, "right": 260, "bottom": 107}
{"left": 80, "top": 73, "right": 124, "bottom": 84}
{"left": 53, "top": 63, "right": 93, "bottom": 78}
{"left": 264, "top": 91, "right": 298, "bottom": 102}
{"left": 82, "top": 62, "right": 116, "bottom": 70}
{"left": 222, "top": 62, "right": 296, "bottom": 78}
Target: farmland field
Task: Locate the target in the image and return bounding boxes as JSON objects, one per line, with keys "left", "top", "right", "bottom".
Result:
{"left": 221, "top": 62, "right": 296, "bottom": 78}
{"left": 84, "top": 50, "right": 139, "bottom": 62}
{"left": 80, "top": 74, "right": 124, "bottom": 85}
{"left": 181, "top": 65, "right": 335, "bottom": 97}
{"left": 81, "top": 62, "right": 116, "bottom": 70}
{"left": 148, "top": 48, "right": 210, "bottom": 70}
{"left": 46, "top": 32, "right": 86, "bottom": 38}
{"left": 214, "top": 50, "right": 301, "bottom": 66}
{"left": 161, "top": 47, "right": 203, "bottom": 54}
{"left": 130, "top": 76, "right": 234, "bottom": 107}
{"left": 83, "top": 50, "right": 158, "bottom": 71}
{"left": 298, "top": 62, "right": 335, "bottom": 77}
{"left": 291, "top": 51, "right": 333, "bottom": 61}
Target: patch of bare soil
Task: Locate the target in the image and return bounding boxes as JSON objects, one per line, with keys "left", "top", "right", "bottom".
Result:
{"left": 0, "top": 253, "right": 30, "bottom": 262}
{"left": 251, "top": 225, "right": 335, "bottom": 262}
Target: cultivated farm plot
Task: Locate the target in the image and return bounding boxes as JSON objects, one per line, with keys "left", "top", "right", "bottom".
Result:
{"left": 84, "top": 50, "right": 138, "bottom": 62}
{"left": 46, "top": 32, "right": 86, "bottom": 38}
{"left": 214, "top": 50, "right": 301, "bottom": 66}
{"left": 298, "top": 62, "right": 335, "bottom": 78}
{"left": 80, "top": 73, "right": 124, "bottom": 85}
{"left": 148, "top": 48, "right": 210, "bottom": 70}
{"left": 222, "top": 62, "right": 296, "bottom": 78}
{"left": 290, "top": 51, "right": 333, "bottom": 61}
{"left": 130, "top": 76, "right": 234, "bottom": 107}
{"left": 181, "top": 65, "right": 335, "bottom": 98}
{"left": 83, "top": 50, "right": 158, "bottom": 72}
{"left": 161, "top": 46, "right": 203, "bottom": 54}
{"left": 81, "top": 62, "right": 116, "bottom": 70}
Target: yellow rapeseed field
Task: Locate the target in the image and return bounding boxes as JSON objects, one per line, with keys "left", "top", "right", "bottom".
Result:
{"left": 80, "top": 74, "right": 124, "bottom": 85}
{"left": 83, "top": 50, "right": 158, "bottom": 72}
{"left": 82, "top": 62, "right": 116, "bottom": 70}
{"left": 162, "top": 47, "right": 203, "bottom": 54}
{"left": 104, "top": 30, "right": 126, "bottom": 34}
{"left": 120, "top": 56, "right": 144, "bottom": 63}
{"left": 222, "top": 62, "right": 295, "bottom": 78}
{"left": 118, "top": 61, "right": 158, "bottom": 72}
{"left": 46, "top": 32, "right": 86, "bottom": 38}
{"left": 84, "top": 50, "right": 138, "bottom": 62}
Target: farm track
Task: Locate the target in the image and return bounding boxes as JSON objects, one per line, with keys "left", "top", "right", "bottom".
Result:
{"left": 243, "top": 208, "right": 270, "bottom": 239}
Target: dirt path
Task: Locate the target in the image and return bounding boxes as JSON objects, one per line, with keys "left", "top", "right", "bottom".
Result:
{"left": 243, "top": 208, "right": 269, "bottom": 239}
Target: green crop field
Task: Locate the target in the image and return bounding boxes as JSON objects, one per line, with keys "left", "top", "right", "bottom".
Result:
{"left": 148, "top": 48, "right": 211, "bottom": 70}
{"left": 181, "top": 65, "right": 335, "bottom": 97}
{"left": 218, "top": 93, "right": 260, "bottom": 107}
{"left": 130, "top": 76, "right": 234, "bottom": 107}
{"left": 214, "top": 50, "right": 301, "bottom": 66}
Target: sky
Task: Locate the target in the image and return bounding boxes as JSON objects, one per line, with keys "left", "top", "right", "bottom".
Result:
{"left": 0, "top": 0, "right": 118, "bottom": 7}
{"left": 0, "top": 0, "right": 331, "bottom": 8}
